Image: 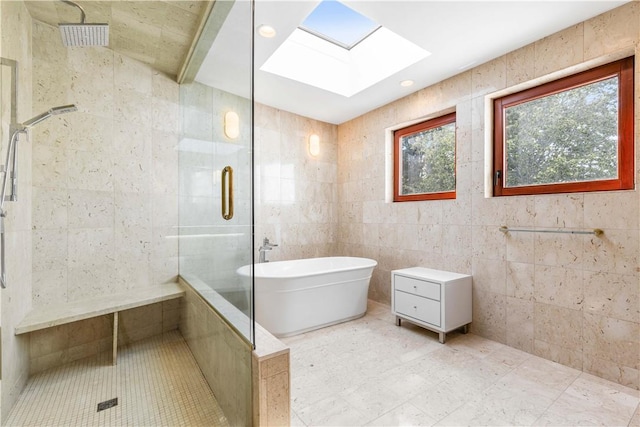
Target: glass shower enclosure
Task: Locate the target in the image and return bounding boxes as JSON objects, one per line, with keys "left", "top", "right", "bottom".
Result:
{"left": 178, "top": 0, "right": 254, "bottom": 344}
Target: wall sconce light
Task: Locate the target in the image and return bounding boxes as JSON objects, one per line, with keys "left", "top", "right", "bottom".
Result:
{"left": 224, "top": 111, "right": 240, "bottom": 139}
{"left": 258, "top": 24, "right": 276, "bottom": 38}
{"left": 309, "top": 133, "right": 320, "bottom": 157}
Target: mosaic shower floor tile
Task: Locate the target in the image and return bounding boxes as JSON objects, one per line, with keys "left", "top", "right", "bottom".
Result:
{"left": 5, "top": 330, "right": 228, "bottom": 427}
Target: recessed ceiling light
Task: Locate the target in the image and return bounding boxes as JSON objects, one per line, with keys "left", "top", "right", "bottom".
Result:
{"left": 258, "top": 25, "right": 276, "bottom": 38}
{"left": 400, "top": 80, "right": 414, "bottom": 87}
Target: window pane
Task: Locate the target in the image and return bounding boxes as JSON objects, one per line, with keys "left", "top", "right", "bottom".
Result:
{"left": 300, "top": 0, "right": 380, "bottom": 49}
{"left": 504, "top": 76, "right": 619, "bottom": 188}
{"left": 400, "top": 122, "right": 455, "bottom": 195}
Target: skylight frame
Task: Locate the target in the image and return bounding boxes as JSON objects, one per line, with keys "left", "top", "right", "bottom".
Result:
{"left": 298, "top": 0, "right": 383, "bottom": 50}
{"left": 298, "top": 23, "right": 382, "bottom": 51}
{"left": 259, "top": 0, "right": 430, "bottom": 98}
{"left": 260, "top": 26, "right": 431, "bottom": 98}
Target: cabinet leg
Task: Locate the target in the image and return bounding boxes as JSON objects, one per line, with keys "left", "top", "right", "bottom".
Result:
{"left": 462, "top": 324, "right": 469, "bottom": 334}
{"left": 438, "top": 332, "right": 445, "bottom": 344}
{"left": 395, "top": 316, "right": 402, "bottom": 327}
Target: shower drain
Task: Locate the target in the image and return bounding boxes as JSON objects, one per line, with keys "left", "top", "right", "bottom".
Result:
{"left": 97, "top": 398, "right": 118, "bottom": 412}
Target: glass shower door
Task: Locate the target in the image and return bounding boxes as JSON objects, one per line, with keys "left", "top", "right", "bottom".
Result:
{"left": 178, "top": 0, "right": 254, "bottom": 343}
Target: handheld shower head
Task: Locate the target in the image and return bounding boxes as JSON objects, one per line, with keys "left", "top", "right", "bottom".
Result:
{"left": 50, "top": 104, "right": 78, "bottom": 115}
{"left": 22, "top": 104, "right": 78, "bottom": 128}
{"left": 58, "top": 0, "right": 109, "bottom": 47}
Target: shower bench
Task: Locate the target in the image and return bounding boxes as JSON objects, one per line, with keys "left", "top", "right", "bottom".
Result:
{"left": 14, "top": 282, "right": 185, "bottom": 364}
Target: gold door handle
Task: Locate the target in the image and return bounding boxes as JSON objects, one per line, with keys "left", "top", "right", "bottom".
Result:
{"left": 221, "top": 166, "right": 234, "bottom": 220}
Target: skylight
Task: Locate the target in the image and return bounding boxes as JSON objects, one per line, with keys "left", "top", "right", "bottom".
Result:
{"left": 299, "top": 0, "right": 380, "bottom": 50}
{"left": 260, "top": 1, "right": 430, "bottom": 98}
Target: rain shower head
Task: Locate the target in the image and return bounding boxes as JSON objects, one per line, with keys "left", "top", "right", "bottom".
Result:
{"left": 22, "top": 104, "right": 78, "bottom": 128}
{"left": 59, "top": 23, "right": 109, "bottom": 47}
{"left": 58, "top": 0, "right": 109, "bottom": 47}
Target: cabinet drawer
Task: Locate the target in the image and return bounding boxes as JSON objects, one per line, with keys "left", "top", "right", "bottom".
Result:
{"left": 394, "top": 275, "right": 441, "bottom": 301}
{"left": 394, "top": 291, "right": 441, "bottom": 327}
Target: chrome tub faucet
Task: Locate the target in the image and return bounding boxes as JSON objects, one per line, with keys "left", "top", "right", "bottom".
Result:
{"left": 258, "top": 237, "right": 278, "bottom": 263}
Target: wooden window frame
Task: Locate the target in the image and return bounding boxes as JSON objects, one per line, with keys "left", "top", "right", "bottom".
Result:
{"left": 394, "top": 112, "right": 456, "bottom": 202}
{"left": 493, "top": 56, "right": 634, "bottom": 197}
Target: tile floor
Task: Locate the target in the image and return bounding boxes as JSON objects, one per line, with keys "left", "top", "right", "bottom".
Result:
{"left": 283, "top": 300, "right": 640, "bottom": 427}
{"left": 5, "top": 330, "right": 229, "bottom": 427}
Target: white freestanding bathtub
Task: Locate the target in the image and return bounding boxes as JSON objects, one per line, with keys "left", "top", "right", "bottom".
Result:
{"left": 237, "top": 257, "right": 377, "bottom": 337}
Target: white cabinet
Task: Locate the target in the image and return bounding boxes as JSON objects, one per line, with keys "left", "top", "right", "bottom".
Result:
{"left": 391, "top": 267, "right": 472, "bottom": 343}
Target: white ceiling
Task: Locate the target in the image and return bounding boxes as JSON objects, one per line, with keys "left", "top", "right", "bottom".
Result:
{"left": 196, "top": 0, "right": 630, "bottom": 125}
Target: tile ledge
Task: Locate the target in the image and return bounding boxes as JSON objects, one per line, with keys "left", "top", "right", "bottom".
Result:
{"left": 254, "top": 321, "right": 289, "bottom": 361}
{"left": 178, "top": 274, "right": 289, "bottom": 359}
{"left": 15, "top": 282, "right": 184, "bottom": 335}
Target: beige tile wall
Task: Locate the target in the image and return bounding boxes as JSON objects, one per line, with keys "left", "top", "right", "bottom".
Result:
{"left": 253, "top": 351, "right": 290, "bottom": 426}
{"left": 1, "top": 0, "right": 33, "bottom": 421}
{"left": 179, "top": 276, "right": 290, "bottom": 427}
{"left": 337, "top": 2, "right": 640, "bottom": 390}
{"left": 28, "top": 300, "right": 181, "bottom": 374}
{"left": 179, "top": 280, "right": 252, "bottom": 427}
{"left": 22, "top": 1, "right": 207, "bottom": 78}
{"left": 29, "top": 19, "right": 181, "bottom": 370}
{"left": 255, "top": 103, "right": 338, "bottom": 261}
